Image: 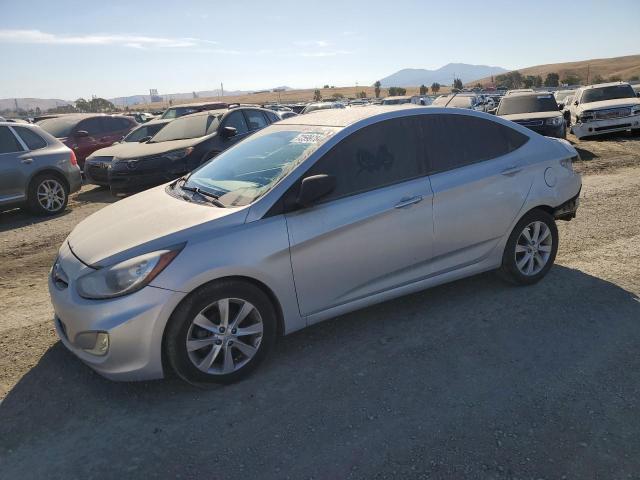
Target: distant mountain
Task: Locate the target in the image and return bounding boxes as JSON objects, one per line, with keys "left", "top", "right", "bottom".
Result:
{"left": 0, "top": 98, "right": 70, "bottom": 112}
{"left": 377, "top": 63, "right": 508, "bottom": 87}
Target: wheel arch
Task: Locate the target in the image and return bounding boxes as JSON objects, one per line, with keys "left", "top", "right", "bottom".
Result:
{"left": 28, "top": 167, "right": 71, "bottom": 193}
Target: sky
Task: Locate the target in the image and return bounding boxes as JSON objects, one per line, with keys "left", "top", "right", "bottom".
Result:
{"left": 1, "top": 0, "right": 639, "bottom": 100}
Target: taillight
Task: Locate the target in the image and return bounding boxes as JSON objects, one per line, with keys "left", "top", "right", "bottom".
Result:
{"left": 70, "top": 150, "right": 78, "bottom": 167}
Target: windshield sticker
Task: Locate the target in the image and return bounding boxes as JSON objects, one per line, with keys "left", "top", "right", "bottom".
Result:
{"left": 290, "top": 132, "right": 329, "bottom": 144}
{"left": 537, "top": 95, "right": 552, "bottom": 99}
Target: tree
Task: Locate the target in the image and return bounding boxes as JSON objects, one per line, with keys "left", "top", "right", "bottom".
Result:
{"left": 628, "top": 75, "right": 639, "bottom": 82}
{"left": 561, "top": 74, "right": 581, "bottom": 86}
{"left": 357, "top": 91, "right": 367, "bottom": 98}
{"left": 35, "top": 107, "right": 41, "bottom": 115}
{"left": 534, "top": 75, "right": 543, "bottom": 88}
{"left": 592, "top": 74, "right": 605, "bottom": 84}
{"left": 419, "top": 84, "right": 428, "bottom": 95}
{"left": 523, "top": 75, "right": 537, "bottom": 88}
{"left": 387, "top": 87, "right": 406, "bottom": 96}
{"left": 89, "top": 97, "right": 116, "bottom": 112}
{"left": 608, "top": 75, "right": 622, "bottom": 82}
{"left": 313, "top": 89, "right": 322, "bottom": 101}
{"left": 374, "top": 81, "right": 381, "bottom": 98}
{"left": 75, "top": 98, "right": 91, "bottom": 112}
{"left": 495, "top": 71, "right": 524, "bottom": 89}
{"left": 544, "top": 72, "right": 560, "bottom": 87}
{"left": 453, "top": 78, "right": 463, "bottom": 90}
{"left": 474, "top": 83, "right": 482, "bottom": 89}
{"left": 323, "top": 84, "right": 330, "bottom": 89}
{"left": 331, "top": 93, "right": 344, "bottom": 100}
{"left": 431, "top": 82, "right": 441, "bottom": 94}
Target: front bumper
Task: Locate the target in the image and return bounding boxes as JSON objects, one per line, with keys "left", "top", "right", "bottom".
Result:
{"left": 48, "top": 243, "right": 186, "bottom": 381}
{"left": 572, "top": 114, "right": 640, "bottom": 138}
{"left": 109, "top": 157, "right": 186, "bottom": 194}
{"left": 84, "top": 160, "right": 111, "bottom": 186}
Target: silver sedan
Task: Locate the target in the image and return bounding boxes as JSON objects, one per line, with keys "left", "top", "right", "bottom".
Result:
{"left": 49, "top": 106, "right": 581, "bottom": 384}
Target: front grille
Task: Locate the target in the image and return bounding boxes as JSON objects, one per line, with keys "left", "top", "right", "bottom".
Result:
{"left": 514, "top": 119, "right": 544, "bottom": 127}
{"left": 85, "top": 163, "right": 110, "bottom": 182}
{"left": 593, "top": 107, "right": 632, "bottom": 120}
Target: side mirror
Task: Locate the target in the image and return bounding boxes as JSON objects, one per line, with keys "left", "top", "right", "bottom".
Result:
{"left": 75, "top": 130, "right": 89, "bottom": 138}
{"left": 297, "top": 174, "right": 336, "bottom": 207}
{"left": 221, "top": 126, "right": 237, "bottom": 139}
{"left": 138, "top": 135, "right": 152, "bottom": 143}
{"left": 558, "top": 103, "right": 564, "bottom": 110}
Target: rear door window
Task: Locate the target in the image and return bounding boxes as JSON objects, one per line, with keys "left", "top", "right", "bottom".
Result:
{"left": 78, "top": 118, "right": 106, "bottom": 135}
{"left": 0, "top": 126, "right": 24, "bottom": 154}
{"left": 420, "top": 114, "right": 528, "bottom": 173}
{"left": 13, "top": 127, "right": 47, "bottom": 150}
{"left": 305, "top": 117, "right": 424, "bottom": 202}
{"left": 244, "top": 110, "right": 268, "bottom": 131}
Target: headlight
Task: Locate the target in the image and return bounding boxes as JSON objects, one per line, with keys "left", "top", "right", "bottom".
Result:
{"left": 163, "top": 147, "right": 194, "bottom": 161}
{"left": 545, "top": 117, "right": 563, "bottom": 126}
{"left": 76, "top": 248, "right": 182, "bottom": 299}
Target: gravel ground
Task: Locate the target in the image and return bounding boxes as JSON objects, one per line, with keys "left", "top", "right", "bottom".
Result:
{"left": 1, "top": 132, "right": 639, "bottom": 479}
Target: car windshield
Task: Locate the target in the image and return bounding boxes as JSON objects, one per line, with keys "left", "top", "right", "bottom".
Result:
{"left": 37, "top": 116, "right": 80, "bottom": 137}
{"left": 448, "top": 96, "right": 474, "bottom": 108}
{"left": 581, "top": 85, "right": 636, "bottom": 104}
{"left": 183, "top": 125, "right": 339, "bottom": 207}
{"left": 161, "top": 107, "right": 200, "bottom": 119}
{"left": 150, "top": 114, "right": 221, "bottom": 142}
{"left": 497, "top": 95, "right": 559, "bottom": 115}
{"left": 431, "top": 96, "right": 449, "bottom": 106}
{"left": 124, "top": 122, "right": 167, "bottom": 142}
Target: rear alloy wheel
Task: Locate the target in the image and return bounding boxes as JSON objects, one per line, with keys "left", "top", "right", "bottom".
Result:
{"left": 499, "top": 209, "right": 558, "bottom": 285}
{"left": 28, "top": 174, "right": 68, "bottom": 215}
{"left": 165, "top": 280, "right": 277, "bottom": 384}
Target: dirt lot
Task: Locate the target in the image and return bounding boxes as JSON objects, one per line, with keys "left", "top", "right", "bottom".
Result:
{"left": 1, "top": 131, "right": 639, "bottom": 479}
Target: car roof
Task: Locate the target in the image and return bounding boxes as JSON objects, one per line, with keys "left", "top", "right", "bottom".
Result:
{"left": 278, "top": 105, "right": 423, "bottom": 127}
{"left": 166, "top": 101, "right": 228, "bottom": 109}
{"left": 581, "top": 81, "right": 631, "bottom": 90}
{"left": 504, "top": 91, "right": 554, "bottom": 98}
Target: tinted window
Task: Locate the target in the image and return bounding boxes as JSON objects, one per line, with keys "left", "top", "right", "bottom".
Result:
{"left": 497, "top": 94, "right": 559, "bottom": 115}
{"left": 245, "top": 110, "right": 268, "bottom": 130}
{"left": 223, "top": 111, "right": 248, "bottom": 135}
{"left": 581, "top": 84, "right": 635, "bottom": 103}
{"left": 0, "top": 127, "right": 24, "bottom": 154}
{"left": 306, "top": 117, "right": 423, "bottom": 202}
{"left": 151, "top": 114, "right": 221, "bottom": 142}
{"left": 14, "top": 127, "right": 47, "bottom": 150}
{"left": 422, "top": 114, "right": 528, "bottom": 173}
{"left": 108, "top": 117, "right": 133, "bottom": 131}
{"left": 124, "top": 123, "right": 166, "bottom": 142}
{"left": 265, "top": 111, "right": 279, "bottom": 123}
{"left": 78, "top": 118, "right": 105, "bottom": 135}
{"left": 37, "top": 116, "right": 80, "bottom": 137}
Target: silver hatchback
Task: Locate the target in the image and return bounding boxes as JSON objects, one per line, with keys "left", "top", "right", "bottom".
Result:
{"left": 0, "top": 122, "right": 82, "bottom": 215}
{"left": 49, "top": 106, "right": 581, "bottom": 384}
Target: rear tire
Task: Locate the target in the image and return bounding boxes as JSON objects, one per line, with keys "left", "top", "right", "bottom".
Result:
{"left": 27, "top": 173, "right": 69, "bottom": 216}
{"left": 165, "top": 280, "right": 277, "bottom": 385}
{"left": 498, "top": 209, "right": 558, "bottom": 286}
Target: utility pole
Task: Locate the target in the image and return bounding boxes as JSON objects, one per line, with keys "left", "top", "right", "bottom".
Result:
{"left": 221, "top": 82, "right": 224, "bottom": 98}
{"left": 586, "top": 64, "right": 590, "bottom": 85}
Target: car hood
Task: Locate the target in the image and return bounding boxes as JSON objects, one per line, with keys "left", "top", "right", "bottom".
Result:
{"left": 501, "top": 111, "right": 562, "bottom": 121}
{"left": 577, "top": 98, "right": 640, "bottom": 113}
{"left": 109, "top": 136, "right": 212, "bottom": 160}
{"left": 67, "top": 184, "right": 247, "bottom": 267}
{"left": 86, "top": 142, "right": 133, "bottom": 160}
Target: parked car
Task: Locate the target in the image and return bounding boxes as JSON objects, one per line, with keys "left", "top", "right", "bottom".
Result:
{"left": 0, "top": 122, "right": 81, "bottom": 215}
{"left": 496, "top": 92, "right": 566, "bottom": 138}
{"left": 275, "top": 110, "right": 298, "bottom": 120}
{"left": 83, "top": 119, "right": 172, "bottom": 187}
{"left": 431, "top": 94, "right": 485, "bottom": 111}
{"left": 160, "top": 102, "right": 229, "bottom": 120}
{"left": 505, "top": 89, "right": 535, "bottom": 96}
{"left": 125, "top": 112, "right": 156, "bottom": 123}
{"left": 301, "top": 102, "right": 346, "bottom": 114}
{"left": 561, "top": 95, "right": 574, "bottom": 125}
{"left": 554, "top": 89, "right": 575, "bottom": 106}
{"left": 36, "top": 114, "right": 137, "bottom": 170}
{"left": 568, "top": 82, "right": 640, "bottom": 139}
{"left": 49, "top": 106, "right": 581, "bottom": 384}
{"left": 381, "top": 96, "right": 412, "bottom": 105}
{"left": 108, "top": 107, "right": 277, "bottom": 194}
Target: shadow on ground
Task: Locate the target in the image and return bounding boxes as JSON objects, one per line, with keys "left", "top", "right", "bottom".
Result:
{"left": 1, "top": 266, "right": 640, "bottom": 479}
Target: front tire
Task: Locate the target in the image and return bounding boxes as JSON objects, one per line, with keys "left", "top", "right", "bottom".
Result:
{"left": 165, "top": 280, "right": 277, "bottom": 385}
{"left": 499, "top": 209, "right": 558, "bottom": 285}
{"left": 27, "top": 174, "right": 69, "bottom": 216}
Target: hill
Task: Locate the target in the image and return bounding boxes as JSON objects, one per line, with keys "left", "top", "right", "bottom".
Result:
{"left": 0, "top": 98, "right": 70, "bottom": 112}
{"left": 378, "top": 63, "right": 508, "bottom": 87}
{"left": 469, "top": 54, "right": 640, "bottom": 86}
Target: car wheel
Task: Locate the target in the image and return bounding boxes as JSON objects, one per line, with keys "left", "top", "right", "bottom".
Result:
{"left": 498, "top": 209, "right": 558, "bottom": 286}
{"left": 165, "top": 280, "right": 277, "bottom": 385}
{"left": 27, "top": 174, "right": 69, "bottom": 216}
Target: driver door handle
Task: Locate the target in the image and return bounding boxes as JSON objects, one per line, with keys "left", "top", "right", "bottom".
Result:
{"left": 21, "top": 158, "right": 34, "bottom": 164}
{"left": 394, "top": 195, "right": 423, "bottom": 209}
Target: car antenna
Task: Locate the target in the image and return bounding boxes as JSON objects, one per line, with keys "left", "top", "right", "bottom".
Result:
{"left": 444, "top": 90, "right": 459, "bottom": 108}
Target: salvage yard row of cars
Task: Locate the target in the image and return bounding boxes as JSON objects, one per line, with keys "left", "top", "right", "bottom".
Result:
{"left": 0, "top": 81, "right": 639, "bottom": 217}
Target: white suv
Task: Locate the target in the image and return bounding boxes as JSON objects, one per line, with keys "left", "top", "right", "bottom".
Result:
{"left": 568, "top": 82, "right": 640, "bottom": 139}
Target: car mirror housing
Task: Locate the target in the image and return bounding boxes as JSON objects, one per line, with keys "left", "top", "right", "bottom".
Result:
{"left": 221, "top": 126, "right": 237, "bottom": 139}
{"left": 75, "top": 130, "right": 89, "bottom": 138}
{"left": 558, "top": 103, "right": 564, "bottom": 110}
{"left": 297, "top": 174, "right": 336, "bottom": 207}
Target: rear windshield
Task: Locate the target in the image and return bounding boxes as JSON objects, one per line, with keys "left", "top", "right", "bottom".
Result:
{"left": 431, "top": 96, "right": 449, "bottom": 106}
{"left": 448, "top": 96, "right": 474, "bottom": 108}
{"left": 150, "top": 115, "right": 220, "bottom": 142}
{"left": 124, "top": 122, "right": 167, "bottom": 142}
{"left": 37, "top": 117, "right": 79, "bottom": 137}
{"left": 581, "top": 85, "right": 635, "bottom": 104}
{"left": 497, "top": 95, "right": 558, "bottom": 115}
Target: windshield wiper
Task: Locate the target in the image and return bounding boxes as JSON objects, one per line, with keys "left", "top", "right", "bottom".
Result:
{"left": 180, "top": 183, "right": 225, "bottom": 207}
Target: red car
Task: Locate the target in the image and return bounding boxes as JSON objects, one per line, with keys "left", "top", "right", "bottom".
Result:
{"left": 36, "top": 114, "right": 137, "bottom": 169}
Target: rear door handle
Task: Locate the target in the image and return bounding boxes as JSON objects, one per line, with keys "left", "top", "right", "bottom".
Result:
{"left": 501, "top": 166, "right": 522, "bottom": 176}
{"left": 21, "top": 158, "right": 34, "bottom": 164}
{"left": 394, "top": 195, "right": 423, "bottom": 208}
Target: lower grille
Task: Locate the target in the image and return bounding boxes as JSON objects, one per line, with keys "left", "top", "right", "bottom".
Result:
{"left": 594, "top": 123, "right": 631, "bottom": 132}
{"left": 514, "top": 119, "right": 544, "bottom": 127}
